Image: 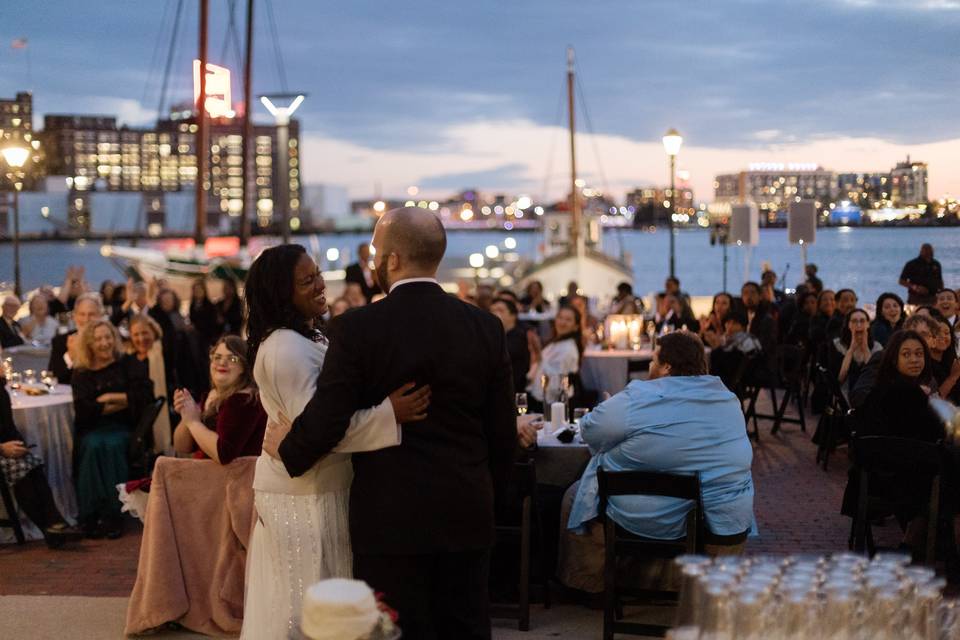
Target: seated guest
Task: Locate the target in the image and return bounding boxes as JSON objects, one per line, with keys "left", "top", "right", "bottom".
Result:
{"left": 849, "top": 313, "right": 941, "bottom": 408}
{"left": 48, "top": 292, "right": 102, "bottom": 385}
{"left": 0, "top": 383, "right": 80, "bottom": 548}
{"left": 20, "top": 294, "right": 59, "bottom": 345}
{"left": 836, "top": 288, "right": 858, "bottom": 319}
{"left": 784, "top": 290, "right": 818, "bottom": 348}
{"left": 710, "top": 309, "right": 761, "bottom": 391}
{"left": 610, "top": 281, "right": 643, "bottom": 315}
{"left": 929, "top": 318, "right": 959, "bottom": 400}
{"left": 521, "top": 279, "right": 551, "bottom": 313}
{"left": 700, "top": 292, "right": 735, "bottom": 349}
{"left": 663, "top": 276, "right": 689, "bottom": 304}
{"left": 827, "top": 309, "right": 882, "bottom": 397}
{"left": 490, "top": 297, "right": 531, "bottom": 396}
{"left": 659, "top": 294, "right": 699, "bottom": 334}
{"left": 172, "top": 335, "right": 267, "bottom": 464}
{"left": 871, "top": 292, "right": 905, "bottom": 347}
{"left": 0, "top": 296, "right": 24, "bottom": 348}
{"left": 842, "top": 330, "right": 944, "bottom": 543}
{"left": 124, "top": 315, "right": 174, "bottom": 455}
{"left": 328, "top": 297, "right": 351, "bottom": 318}
{"left": 215, "top": 278, "right": 243, "bottom": 336}
{"left": 760, "top": 269, "right": 785, "bottom": 307}
{"left": 569, "top": 294, "right": 600, "bottom": 345}
{"left": 72, "top": 319, "right": 153, "bottom": 538}
{"left": 558, "top": 280, "right": 580, "bottom": 307}
{"left": 936, "top": 288, "right": 958, "bottom": 328}
{"left": 527, "top": 305, "right": 582, "bottom": 410}
{"left": 189, "top": 278, "right": 220, "bottom": 354}
{"left": 344, "top": 242, "right": 381, "bottom": 303}
{"left": 809, "top": 289, "right": 839, "bottom": 359}
{"left": 558, "top": 332, "right": 754, "bottom": 593}
{"left": 111, "top": 279, "right": 151, "bottom": 328}
{"left": 740, "top": 281, "right": 777, "bottom": 365}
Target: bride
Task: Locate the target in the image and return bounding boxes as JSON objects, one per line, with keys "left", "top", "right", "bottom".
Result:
{"left": 240, "top": 244, "right": 429, "bottom": 639}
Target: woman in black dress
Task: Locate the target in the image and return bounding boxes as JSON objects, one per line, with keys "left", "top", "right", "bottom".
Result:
{"left": 215, "top": 278, "right": 243, "bottom": 336}
{"left": 71, "top": 319, "right": 153, "bottom": 538}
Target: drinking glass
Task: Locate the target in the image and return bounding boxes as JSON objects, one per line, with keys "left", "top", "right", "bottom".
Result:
{"left": 23, "top": 369, "right": 36, "bottom": 385}
{"left": 9, "top": 372, "right": 22, "bottom": 393}
{"left": 516, "top": 393, "right": 528, "bottom": 417}
{"left": 573, "top": 407, "right": 589, "bottom": 424}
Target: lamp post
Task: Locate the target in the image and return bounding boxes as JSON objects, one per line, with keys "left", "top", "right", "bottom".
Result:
{"left": 662, "top": 128, "right": 683, "bottom": 279}
{"left": 260, "top": 93, "right": 305, "bottom": 243}
{"left": 2, "top": 145, "right": 30, "bottom": 296}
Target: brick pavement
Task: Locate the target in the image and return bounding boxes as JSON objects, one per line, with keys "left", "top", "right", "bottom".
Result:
{"left": 0, "top": 399, "right": 899, "bottom": 598}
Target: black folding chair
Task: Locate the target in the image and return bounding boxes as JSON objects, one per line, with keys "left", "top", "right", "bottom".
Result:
{"left": 0, "top": 470, "right": 25, "bottom": 544}
{"left": 597, "top": 467, "right": 702, "bottom": 639}
{"left": 850, "top": 435, "right": 942, "bottom": 564}
{"left": 769, "top": 344, "right": 807, "bottom": 435}
{"left": 490, "top": 460, "right": 551, "bottom": 631}
{"left": 128, "top": 397, "right": 166, "bottom": 479}
{"left": 813, "top": 364, "right": 852, "bottom": 470}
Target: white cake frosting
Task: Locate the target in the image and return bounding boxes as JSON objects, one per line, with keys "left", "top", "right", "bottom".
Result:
{"left": 301, "top": 578, "right": 381, "bottom": 640}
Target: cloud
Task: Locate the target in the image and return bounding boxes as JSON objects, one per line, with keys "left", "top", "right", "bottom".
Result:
{"left": 302, "top": 118, "right": 960, "bottom": 202}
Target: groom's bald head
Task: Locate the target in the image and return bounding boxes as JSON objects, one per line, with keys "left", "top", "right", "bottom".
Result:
{"left": 376, "top": 207, "right": 446, "bottom": 271}
{"left": 371, "top": 207, "right": 446, "bottom": 290}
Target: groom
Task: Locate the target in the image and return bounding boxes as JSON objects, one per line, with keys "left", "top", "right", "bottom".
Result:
{"left": 268, "top": 207, "right": 517, "bottom": 639}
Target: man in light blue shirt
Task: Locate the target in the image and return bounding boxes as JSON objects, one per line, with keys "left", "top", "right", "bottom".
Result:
{"left": 567, "top": 332, "right": 754, "bottom": 542}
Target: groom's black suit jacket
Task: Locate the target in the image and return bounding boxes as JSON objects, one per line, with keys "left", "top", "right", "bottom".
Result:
{"left": 279, "top": 281, "right": 517, "bottom": 556}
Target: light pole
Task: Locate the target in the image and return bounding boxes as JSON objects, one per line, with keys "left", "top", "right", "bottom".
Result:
{"left": 662, "top": 128, "right": 683, "bottom": 279}
{"left": 2, "top": 145, "right": 30, "bottom": 297}
{"left": 260, "top": 93, "right": 305, "bottom": 243}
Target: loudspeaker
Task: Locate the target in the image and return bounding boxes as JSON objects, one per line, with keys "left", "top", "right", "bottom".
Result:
{"left": 729, "top": 203, "right": 759, "bottom": 246}
{"left": 789, "top": 200, "right": 817, "bottom": 245}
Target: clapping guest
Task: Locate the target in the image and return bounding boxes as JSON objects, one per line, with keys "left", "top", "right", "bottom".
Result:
{"left": 0, "top": 383, "right": 80, "bottom": 548}
{"left": 124, "top": 315, "right": 174, "bottom": 455}
{"left": 20, "top": 294, "right": 58, "bottom": 345}
{"left": 828, "top": 309, "right": 882, "bottom": 395}
{"left": 48, "top": 292, "right": 102, "bottom": 385}
{"left": 49, "top": 265, "right": 87, "bottom": 315}
{"left": 215, "top": 278, "right": 243, "bottom": 336}
{"left": 0, "top": 296, "right": 24, "bottom": 348}
{"left": 528, "top": 305, "right": 582, "bottom": 410}
{"left": 569, "top": 294, "right": 600, "bottom": 345}
{"left": 521, "top": 280, "right": 551, "bottom": 313}
{"left": 699, "top": 292, "right": 735, "bottom": 349}
{"left": 172, "top": 336, "right": 267, "bottom": 464}
{"left": 871, "top": 293, "right": 905, "bottom": 347}
{"left": 71, "top": 319, "right": 153, "bottom": 538}
{"left": 490, "top": 297, "right": 531, "bottom": 395}
{"left": 111, "top": 279, "right": 151, "bottom": 327}
{"left": 661, "top": 293, "right": 699, "bottom": 333}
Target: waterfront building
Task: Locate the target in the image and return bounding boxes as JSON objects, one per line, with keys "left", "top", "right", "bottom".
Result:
{"left": 0, "top": 91, "right": 42, "bottom": 190}
{"left": 37, "top": 105, "right": 300, "bottom": 234}
{"left": 626, "top": 184, "right": 695, "bottom": 227}
{"left": 836, "top": 172, "right": 889, "bottom": 209}
{"left": 714, "top": 163, "right": 835, "bottom": 224}
{"left": 890, "top": 156, "right": 928, "bottom": 207}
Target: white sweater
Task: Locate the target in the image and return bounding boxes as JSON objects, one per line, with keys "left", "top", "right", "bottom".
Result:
{"left": 252, "top": 329, "right": 400, "bottom": 495}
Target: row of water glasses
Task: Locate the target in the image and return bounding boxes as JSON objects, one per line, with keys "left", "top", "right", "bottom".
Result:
{"left": 667, "top": 552, "right": 958, "bottom": 640}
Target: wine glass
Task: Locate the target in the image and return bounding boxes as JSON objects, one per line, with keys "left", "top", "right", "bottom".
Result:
{"left": 515, "top": 393, "right": 528, "bottom": 417}
{"left": 23, "top": 369, "right": 36, "bottom": 385}
{"left": 9, "top": 372, "right": 22, "bottom": 394}
{"left": 40, "top": 370, "right": 56, "bottom": 392}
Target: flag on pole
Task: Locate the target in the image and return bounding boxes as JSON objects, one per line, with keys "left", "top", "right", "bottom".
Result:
{"left": 11, "top": 38, "right": 27, "bottom": 49}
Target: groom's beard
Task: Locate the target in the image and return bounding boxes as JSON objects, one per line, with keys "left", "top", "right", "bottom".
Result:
{"left": 375, "top": 259, "right": 391, "bottom": 293}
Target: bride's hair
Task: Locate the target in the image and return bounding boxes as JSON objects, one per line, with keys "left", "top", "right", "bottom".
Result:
{"left": 244, "top": 244, "right": 317, "bottom": 367}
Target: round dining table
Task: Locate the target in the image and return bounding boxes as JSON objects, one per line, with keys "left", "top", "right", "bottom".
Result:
{"left": 1, "top": 386, "right": 77, "bottom": 542}
{"left": 580, "top": 347, "right": 654, "bottom": 398}
{"left": 533, "top": 425, "right": 592, "bottom": 488}
{"left": 4, "top": 344, "right": 52, "bottom": 376}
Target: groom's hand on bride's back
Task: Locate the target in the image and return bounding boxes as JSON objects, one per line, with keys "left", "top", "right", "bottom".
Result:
{"left": 389, "top": 382, "right": 431, "bottom": 424}
{"left": 262, "top": 411, "right": 293, "bottom": 459}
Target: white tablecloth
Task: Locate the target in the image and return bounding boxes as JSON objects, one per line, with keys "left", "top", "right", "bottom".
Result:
{"left": 580, "top": 348, "right": 654, "bottom": 398}
{"left": 1, "top": 387, "right": 76, "bottom": 542}
{"left": 4, "top": 344, "right": 52, "bottom": 376}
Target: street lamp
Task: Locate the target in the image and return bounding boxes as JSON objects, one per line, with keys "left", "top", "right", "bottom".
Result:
{"left": 260, "top": 93, "right": 305, "bottom": 243}
{"left": 662, "top": 128, "right": 683, "bottom": 279}
{"left": 2, "top": 145, "right": 30, "bottom": 296}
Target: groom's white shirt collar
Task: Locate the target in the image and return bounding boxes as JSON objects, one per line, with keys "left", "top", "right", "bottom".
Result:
{"left": 389, "top": 277, "right": 439, "bottom": 294}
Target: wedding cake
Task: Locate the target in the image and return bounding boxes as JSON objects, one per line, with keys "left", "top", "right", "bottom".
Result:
{"left": 300, "top": 578, "right": 395, "bottom": 640}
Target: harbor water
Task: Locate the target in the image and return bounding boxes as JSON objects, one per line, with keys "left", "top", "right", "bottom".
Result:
{"left": 0, "top": 227, "right": 957, "bottom": 305}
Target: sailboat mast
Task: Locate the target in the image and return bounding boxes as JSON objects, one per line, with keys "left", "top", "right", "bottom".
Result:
{"left": 195, "top": 0, "right": 209, "bottom": 246}
{"left": 239, "top": 0, "right": 254, "bottom": 248}
{"left": 566, "top": 47, "right": 581, "bottom": 254}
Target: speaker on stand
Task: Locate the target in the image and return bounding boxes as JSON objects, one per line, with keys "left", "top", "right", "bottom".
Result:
{"left": 729, "top": 203, "right": 758, "bottom": 289}
{"left": 788, "top": 200, "right": 817, "bottom": 274}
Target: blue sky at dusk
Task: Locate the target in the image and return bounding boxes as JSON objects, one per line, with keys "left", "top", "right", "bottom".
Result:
{"left": 2, "top": 0, "right": 958, "bottom": 200}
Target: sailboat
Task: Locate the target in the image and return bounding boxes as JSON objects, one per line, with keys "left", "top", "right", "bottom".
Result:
{"left": 515, "top": 48, "right": 633, "bottom": 299}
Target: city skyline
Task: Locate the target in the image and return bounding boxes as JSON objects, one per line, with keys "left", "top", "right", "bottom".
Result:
{"left": 1, "top": 0, "right": 959, "bottom": 201}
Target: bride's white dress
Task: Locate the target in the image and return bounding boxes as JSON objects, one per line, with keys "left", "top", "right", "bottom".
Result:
{"left": 241, "top": 329, "right": 400, "bottom": 639}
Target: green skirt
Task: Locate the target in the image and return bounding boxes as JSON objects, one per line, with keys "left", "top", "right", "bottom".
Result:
{"left": 76, "top": 421, "right": 130, "bottom": 521}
